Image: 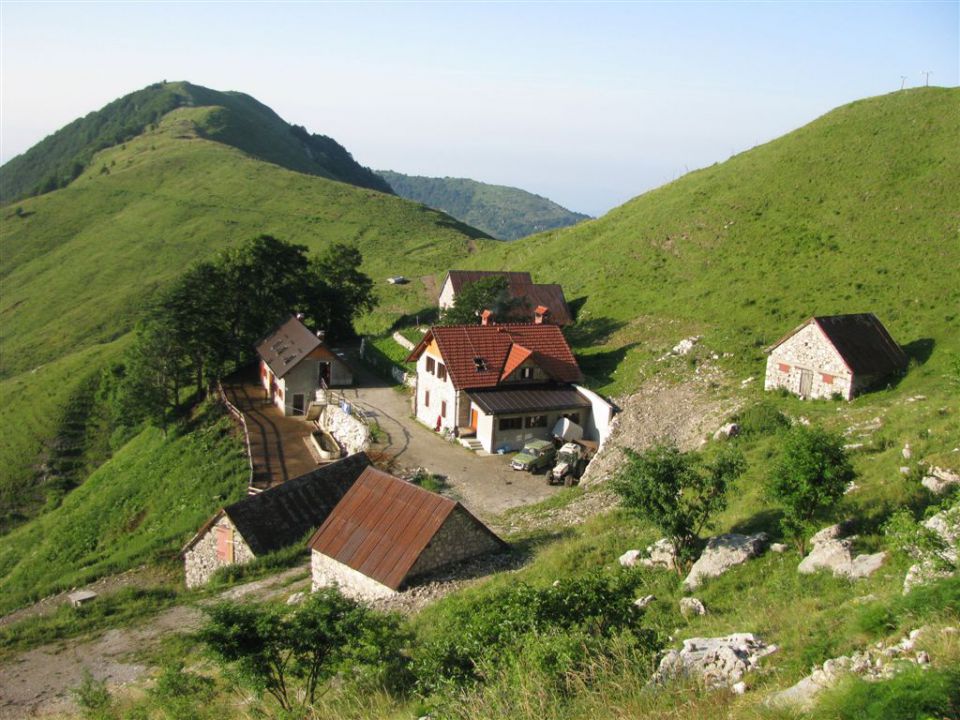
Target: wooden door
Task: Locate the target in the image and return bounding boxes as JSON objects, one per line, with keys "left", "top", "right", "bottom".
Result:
{"left": 799, "top": 369, "right": 813, "bottom": 398}
{"left": 216, "top": 526, "right": 234, "bottom": 563}
{"left": 470, "top": 409, "right": 478, "bottom": 430}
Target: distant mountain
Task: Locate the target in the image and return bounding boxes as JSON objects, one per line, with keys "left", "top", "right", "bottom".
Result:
{"left": 0, "top": 81, "right": 392, "bottom": 203}
{"left": 378, "top": 170, "right": 590, "bottom": 240}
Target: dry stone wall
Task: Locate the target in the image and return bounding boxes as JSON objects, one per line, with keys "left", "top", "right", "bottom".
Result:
{"left": 407, "top": 507, "right": 504, "bottom": 580}
{"left": 765, "top": 323, "right": 852, "bottom": 400}
{"left": 184, "top": 515, "right": 256, "bottom": 588}
{"left": 311, "top": 550, "right": 395, "bottom": 601}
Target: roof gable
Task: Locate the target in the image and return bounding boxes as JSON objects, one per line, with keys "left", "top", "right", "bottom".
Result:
{"left": 500, "top": 343, "right": 534, "bottom": 381}
{"left": 309, "top": 467, "right": 472, "bottom": 590}
{"left": 183, "top": 453, "right": 371, "bottom": 556}
{"left": 441, "top": 271, "right": 572, "bottom": 325}
{"left": 256, "top": 315, "right": 322, "bottom": 378}
{"left": 408, "top": 324, "right": 582, "bottom": 390}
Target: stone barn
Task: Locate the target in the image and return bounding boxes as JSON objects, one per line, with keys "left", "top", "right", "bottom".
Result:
{"left": 257, "top": 314, "right": 354, "bottom": 416}
{"left": 764, "top": 314, "right": 907, "bottom": 400}
{"left": 308, "top": 466, "right": 507, "bottom": 600}
{"left": 182, "top": 453, "right": 371, "bottom": 587}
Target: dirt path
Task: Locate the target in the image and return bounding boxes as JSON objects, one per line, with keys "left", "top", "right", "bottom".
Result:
{"left": 0, "top": 566, "right": 311, "bottom": 719}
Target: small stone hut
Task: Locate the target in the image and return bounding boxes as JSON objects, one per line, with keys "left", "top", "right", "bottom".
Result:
{"left": 182, "top": 453, "right": 371, "bottom": 587}
{"left": 308, "top": 466, "right": 507, "bottom": 600}
{"left": 764, "top": 313, "right": 907, "bottom": 400}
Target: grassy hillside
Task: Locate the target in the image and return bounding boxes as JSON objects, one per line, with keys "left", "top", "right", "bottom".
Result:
{"left": 0, "top": 81, "right": 391, "bottom": 203}
{"left": 379, "top": 170, "right": 590, "bottom": 240}
{"left": 472, "top": 88, "right": 959, "bottom": 396}
{"left": 0, "top": 102, "right": 491, "bottom": 524}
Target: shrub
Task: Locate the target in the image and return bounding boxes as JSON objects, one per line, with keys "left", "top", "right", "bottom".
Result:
{"left": 612, "top": 444, "right": 746, "bottom": 570}
{"left": 769, "top": 425, "right": 854, "bottom": 553}
{"left": 734, "top": 401, "right": 790, "bottom": 437}
{"left": 816, "top": 664, "right": 960, "bottom": 720}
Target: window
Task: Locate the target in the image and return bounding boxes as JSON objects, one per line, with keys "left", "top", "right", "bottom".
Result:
{"left": 441, "top": 400, "right": 447, "bottom": 418}
{"left": 498, "top": 417, "right": 522, "bottom": 431}
{"left": 437, "top": 363, "right": 447, "bottom": 381}
{"left": 563, "top": 412, "right": 581, "bottom": 425}
{"left": 778, "top": 363, "right": 791, "bottom": 373}
{"left": 474, "top": 357, "right": 487, "bottom": 372}
{"left": 520, "top": 367, "right": 534, "bottom": 380}
{"left": 525, "top": 415, "right": 547, "bottom": 428}
{"left": 424, "top": 390, "right": 430, "bottom": 407}
{"left": 821, "top": 373, "right": 834, "bottom": 385}
{"left": 426, "top": 357, "right": 436, "bottom": 374}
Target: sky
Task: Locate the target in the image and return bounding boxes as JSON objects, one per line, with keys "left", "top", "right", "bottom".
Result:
{"left": 1, "top": 1, "right": 957, "bottom": 216}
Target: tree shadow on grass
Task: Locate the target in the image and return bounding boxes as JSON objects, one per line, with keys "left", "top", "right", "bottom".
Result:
{"left": 390, "top": 305, "right": 439, "bottom": 331}
{"left": 729, "top": 508, "right": 784, "bottom": 539}
{"left": 578, "top": 342, "right": 638, "bottom": 388}
{"left": 564, "top": 315, "right": 627, "bottom": 347}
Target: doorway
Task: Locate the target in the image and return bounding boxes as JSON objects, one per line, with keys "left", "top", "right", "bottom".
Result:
{"left": 292, "top": 393, "right": 305, "bottom": 415}
{"left": 799, "top": 369, "right": 813, "bottom": 398}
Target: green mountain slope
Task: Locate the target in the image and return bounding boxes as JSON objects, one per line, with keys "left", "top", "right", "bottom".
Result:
{"left": 379, "top": 170, "right": 590, "bottom": 240}
{"left": 474, "top": 88, "right": 960, "bottom": 393}
{"left": 0, "top": 100, "right": 490, "bottom": 526}
{"left": 0, "top": 81, "right": 392, "bottom": 203}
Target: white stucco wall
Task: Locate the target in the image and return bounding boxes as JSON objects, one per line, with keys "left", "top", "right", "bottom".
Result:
{"left": 415, "top": 350, "right": 458, "bottom": 432}
{"left": 476, "top": 405, "right": 591, "bottom": 453}
{"left": 764, "top": 322, "right": 853, "bottom": 400}
{"left": 574, "top": 385, "right": 616, "bottom": 447}
{"left": 438, "top": 276, "right": 456, "bottom": 309}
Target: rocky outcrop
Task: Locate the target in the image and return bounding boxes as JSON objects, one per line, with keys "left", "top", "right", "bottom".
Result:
{"left": 713, "top": 423, "right": 740, "bottom": 441}
{"left": 680, "top": 597, "right": 707, "bottom": 617}
{"left": 903, "top": 503, "right": 960, "bottom": 593}
{"left": 621, "top": 539, "right": 678, "bottom": 572}
{"left": 653, "top": 633, "right": 777, "bottom": 689}
{"left": 683, "top": 533, "right": 768, "bottom": 590}
{"left": 798, "top": 523, "right": 886, "bottom": 580}
{"left": 921, "top": 466, "right": 960, "bottom": 495}
{"left": 767, "top": 627, "right": 944, "bottom": 710}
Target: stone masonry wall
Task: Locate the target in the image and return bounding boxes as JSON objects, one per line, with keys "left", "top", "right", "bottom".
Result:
{"left": 319, "top": 405, "right": 370, "bottom": 455}
{"left": 184, "top": 515, "right": 256, "bottom": 588}
{"left": 406, "top": 507, "right": 504, "bottom": 581}
{"left": 765, "top": 322, "right": 853, "bottom": 400}
{"left": 311, "top": 550, "right": 396, "bottom": 601}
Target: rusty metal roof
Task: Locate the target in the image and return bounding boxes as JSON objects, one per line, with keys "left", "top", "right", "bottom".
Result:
{"left": 255, "top": 315, "right": 322, "bottom": 379}
{"left": 182, "top": 453, "right": 371, "bottom": 556}
{"left": 308, "top": 467, "right": 503, "bottom": 590}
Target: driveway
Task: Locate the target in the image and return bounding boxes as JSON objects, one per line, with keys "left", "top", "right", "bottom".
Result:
{"left": 339, "top": 359, "right": 560, "bottom": 521}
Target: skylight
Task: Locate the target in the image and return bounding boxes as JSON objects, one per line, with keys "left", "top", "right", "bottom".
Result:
{"left": 474, "top": 357, "right": 487, "bottom": 371}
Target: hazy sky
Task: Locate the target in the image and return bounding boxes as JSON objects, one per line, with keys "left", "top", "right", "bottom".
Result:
{"left": 1, "top": 2, "right": 957, "bottom": 216}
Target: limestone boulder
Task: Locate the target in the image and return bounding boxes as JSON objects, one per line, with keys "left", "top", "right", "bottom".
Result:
{"left": 713, "top": 423, "right": 740, "bottom": 441}
{"left": 798, "top": 526, "right": 886, "bottom": 580}
{"left": 634, "top": 594, "right": 656, "bottom": 609}
{"left": 903, "top": 503, "right": 960, "bottom": 593}
{"left": 680, "top": 597, "right": 707, "bottom": 617}
{"left": 921, "top": 466, "right": 960, "bottom": 495}
{"left": 683, "top": 533, "right": 768, "bottom": 590}
{"left": 653, "top": 633, "right": 777, "bottom": 689}
{"left": 639, "top": 538, "right": 678, "bottom": 572}
{"left": 619, "top": 549, "right": 642, "bottom": 568}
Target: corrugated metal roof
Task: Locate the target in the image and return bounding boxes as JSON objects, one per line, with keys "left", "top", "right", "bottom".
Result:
{"left": 407, "top": 324, "right": 583, "bottom": 390}
{"left": 183, "top": 453, "right": 371, "bottom": 556}
{"left": 769, "top": 314, "right": 908, "bottom": 377}
{"left": 468, "top": 385, "right": 592, "bottom": 415}
{"left": 255, "top": 315, "right": 322, "bottom": 379}
{"left": 308, "top": 467, "right": 503, "bottom": 590}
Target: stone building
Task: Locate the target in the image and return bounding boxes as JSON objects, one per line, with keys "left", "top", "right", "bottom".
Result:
{"left": 309, "top": 466, "right": 506, "bottom": 600}
{"left": 764, "top": 314, "right": 907, "bottom": 400}
{"left": 182, "top": 453, "right": 371, "bottom": 587}
{"left": 437, "top": 270, "right": 573, "bottom": 325}
{"left": 406, "top": 322, "right": 608, "bottom": 452}
{"left": 257, "top": 314, "right": 354, "bottom": 416}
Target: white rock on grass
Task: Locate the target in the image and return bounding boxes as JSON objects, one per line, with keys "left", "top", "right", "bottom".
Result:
{"left": 683, "top": 533, "right": 769, "bottom": 590}
{"left": 286, "top": 591, "right": 306, "bottom": 605}
{"left": 679, "top": 597, "right": 707, "bottom": 617}
{"left": 798, "top": 524, "right": 886, "bottom": 580}
{"left": 770, "top": 543, "right": 789, "bottom": 553}
{"left": 653, "top": 633, "right": 777, "bottom": 689}
{"left": 640, "top": 539, "right": 679, "bottom": 571}
{"left": 619, "top": 549, "right": 642, "bottom": 568}
{"left": 902, "top": 443, "right": 912, "bottom": 460}
{"left": 634, "top": 594, "right": 656, "bottom": 609}
{"left": 713, "top": 423, "right": 741, "bottom": 441}
{"left": 921, "top": 466, "right": 960, "bottom": 495}
{"left": 903, "top": 502, "right": 960, "bottom": 593}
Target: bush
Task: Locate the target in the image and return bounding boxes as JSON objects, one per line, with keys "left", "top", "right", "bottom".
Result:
{"left": 734, "top": 401, "right": 790, "bottom": 436}
{"left": 816, "top": 664, "right": 960, "bottom": 720}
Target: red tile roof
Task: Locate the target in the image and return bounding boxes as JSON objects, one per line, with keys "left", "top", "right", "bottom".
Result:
{"left": 500, "top": 344, "right": 533, "bottom": 381}
{"left": 441, "top": 271, "right": 573, "bottom": 325}
{"left": 307, "top": 467, "right": 503, "bottom": 590}
{"left": 408, "top": 324, "right": 583, "bottom": 390}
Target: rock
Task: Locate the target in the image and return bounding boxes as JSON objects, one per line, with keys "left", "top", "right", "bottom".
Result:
{"left": 634, "top": 594, "right": 656, "bottom": 609}
{"left": 770, "top": 543, "right": 789, "bottom": 553}
{"left": 844, "top": 481, "right": 859, "bottom": 495}
{"left": 740, "top": 377, "right": 755, "bottom": 388}
{"left": 619, "top": 549, "right": 642, "bottom": 568}
{"left": 843, "top": 442, "right": 864, "bottom": 451}
{"left": 797, "top": 416, "right": 811, "bottom": 426}
{"left": 670, "top": 336, "right": 702, "bottom": 356}
{"left": 731, "top": 681, "right": 747, "bottom": 695}
{"left": 905, "top": 395, "right": 927, "bottom": 403}
{"left": 809, "top": 522, "right": 850, "bottom": 545}
{"left": 798, "top": 538, "right": 887, "bottom": 580}
{"left": 899, "top": 466, "right": 911, "bottom": 475}
{"left": 916, "top": 651, "right": 930, "bottom": 665}
{"left": 903, "top": 502, "right": 960, "bottom": 593}
{"left": 902, "top": 444, "right": 912, "bottom": 460}
{"left": 286, "top": 591, "right": 306, "bottom": 605}
{"left": 921, "top": 466, "right": 960, "bottom": 495}
{"left": 683, "top": 533, "right": 768, "bottom": 590}
{"left": 680, "top": 597, "right": 707, "bottom": 617}
{"left": 640, "top": 538, "right": 679, "bottom": 571}
{"left": 713, "top": 423, "right": 740, "bottom": 441}
{"left": 653, "top": 633, "right": 776, "bottom": 689}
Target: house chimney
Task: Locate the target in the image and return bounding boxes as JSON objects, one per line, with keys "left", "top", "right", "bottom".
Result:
{"left": 534, "top": 305, "right": 549, "bottom": 324}
{"left": 480, "top": 309, "right": 493, "bottom": 326}
{"left": 295, "top": 312, "right": 305, "bottom": 321}
{"left": 316, "top": 330, "right": 326, "bottom": 342}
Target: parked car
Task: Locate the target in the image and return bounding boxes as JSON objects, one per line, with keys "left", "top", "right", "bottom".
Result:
{"left": 510, "top": 439, "right": 557, "bottom": 472}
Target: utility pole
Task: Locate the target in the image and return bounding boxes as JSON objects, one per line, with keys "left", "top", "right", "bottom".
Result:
{"left": 922, "top": 70, "right": 933, "bottom": 87}
{"left": 900, "top": 75, "right": 908, "bottom": 90}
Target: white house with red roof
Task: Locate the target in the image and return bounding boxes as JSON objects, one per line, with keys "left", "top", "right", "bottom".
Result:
{"left": 406, "top": 321, "right": 610, "bottom": 453}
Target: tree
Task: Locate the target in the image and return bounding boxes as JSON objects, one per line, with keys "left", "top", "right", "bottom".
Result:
{"left": 119, "top": 316, "right": 187, "bottom": 433}
{"left": 769, "top": 425, "right": 854, "bottom": 553}
{"left": 310, "top": 242, "right": 378, "bottom": 340}
{"left": 441, "top": 276, "right": 527, "bottom": 325}
{"left": 612, "top": 444, "right": 746, "bottom": 572}
{"left": 198, "top": 589, "right": 408, "bottom": 710}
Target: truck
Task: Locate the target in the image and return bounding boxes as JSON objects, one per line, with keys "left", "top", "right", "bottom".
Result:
{"left": 510, "top": 439, "right": 557, "bottom": 472}
{"left": 549, "top": 442, "right": 589, "bottom": 485}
